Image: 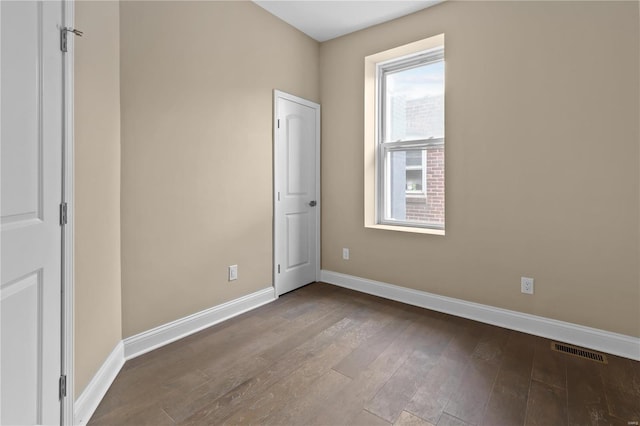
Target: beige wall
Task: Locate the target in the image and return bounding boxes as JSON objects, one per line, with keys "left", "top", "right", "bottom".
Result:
{"left": 74, "top": 0, "right": 638, "bottom": 397}
{"left": 74, "top": 1, "right": 122, "bottom": 397}
{"left": 120, "top": 1, "right": 320, "bottom": 337}
{"left": 320, "top": 1, "right": 640, "bottom": 337}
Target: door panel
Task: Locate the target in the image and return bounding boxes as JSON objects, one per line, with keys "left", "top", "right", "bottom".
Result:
{"left": 1, "top": 1, "right": 41, "bottom": 223}
{"left": 286, "top": 212, "right": 310, "bottom": 269}
{"left": 1, "top": 1, "right": 64, "bottom": 424}
{"left": 275, "top": 92, "right": 320, "bottom": 296}
{"left": 1, "top": 273, "right": 41, "bottom": 425}
{"left": 286, "top": 115, "right": 307, "bottom": 196}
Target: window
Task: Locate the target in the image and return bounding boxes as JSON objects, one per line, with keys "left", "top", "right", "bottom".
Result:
{"left": 364, "top": 34, "right": 445, "bottom": 234}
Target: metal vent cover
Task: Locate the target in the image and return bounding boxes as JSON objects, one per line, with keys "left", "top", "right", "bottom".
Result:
{"left": 551, "top": 342, "right": 608, "bottom": 364}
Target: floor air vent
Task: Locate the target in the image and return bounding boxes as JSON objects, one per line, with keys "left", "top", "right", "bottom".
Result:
{"left": 551, "top": 342, "right": 608, "bottom": 364}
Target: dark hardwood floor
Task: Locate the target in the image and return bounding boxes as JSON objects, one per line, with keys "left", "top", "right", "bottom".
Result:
{"left": 89, "top": 282, "right": 640, "bottom": 426}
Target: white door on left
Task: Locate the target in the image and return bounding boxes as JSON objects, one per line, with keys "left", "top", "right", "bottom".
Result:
{"left": 1, "top": 1, "right": 64, "bottom": 424}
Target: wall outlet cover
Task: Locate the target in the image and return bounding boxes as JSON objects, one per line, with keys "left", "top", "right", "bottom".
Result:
{"left": 229, "top": 265, "right": 238, "bottom": 281}
{"left": 521, "top": 276, "right": 534, "bottom": 294}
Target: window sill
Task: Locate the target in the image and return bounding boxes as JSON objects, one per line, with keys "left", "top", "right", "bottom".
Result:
{"left": 365, "top": 223, "right": 445, "bottom": 236}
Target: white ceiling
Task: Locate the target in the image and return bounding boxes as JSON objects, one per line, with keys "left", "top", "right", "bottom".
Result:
{"left": 252, "top": 1, "right": 443, "bottom": 42}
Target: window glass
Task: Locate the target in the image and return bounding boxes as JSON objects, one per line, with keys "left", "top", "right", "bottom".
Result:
{"left": 383, "top": 61, "right": 445, "bottom": 143}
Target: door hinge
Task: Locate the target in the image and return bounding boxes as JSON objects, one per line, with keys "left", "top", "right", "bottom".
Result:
{"left": 278, "top": 264, "right": 281, "bottom": 274}
{"left": 59, "top": 202, "right": 68, "bottom": 226}
{"left": 60, "top": 27, "right": 83, "bottom": 53}
{"left": 59, "top": 375, "right": 67, "bottom": 399}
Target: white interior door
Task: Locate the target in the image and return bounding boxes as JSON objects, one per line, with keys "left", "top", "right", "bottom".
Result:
{"left": 274, "top": 91, "right": 320, "bottom": 296}
{"left": 1, "top": 1, "right": 64, "bottom": 424}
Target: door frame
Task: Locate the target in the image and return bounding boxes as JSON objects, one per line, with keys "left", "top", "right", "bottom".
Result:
{"left": 62, "top": 0, "right": 75, "bottom": 423}
{"left": 272, "top": 90, "right": 321, "bottom": 297}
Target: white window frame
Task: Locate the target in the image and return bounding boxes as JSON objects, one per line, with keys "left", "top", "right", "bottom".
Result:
{"left": 364, "top": 35, "right": 445, "bottom": 234}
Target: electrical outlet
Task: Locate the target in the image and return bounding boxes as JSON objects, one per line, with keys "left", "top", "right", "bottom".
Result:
{"left": 342, "top": 248, "right": 350, "bottom": 260}
{"left": 521, "top": 277, "right": 534, "bottom": 294}
{"left": 229, "top": 265, "right": 238, "bottom": 281}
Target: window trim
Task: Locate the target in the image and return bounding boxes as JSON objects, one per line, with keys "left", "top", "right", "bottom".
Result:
{"left": 364, "top": 34, "right": 445, "bottom": 235}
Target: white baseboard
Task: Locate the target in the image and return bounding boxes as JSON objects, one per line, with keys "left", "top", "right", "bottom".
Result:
{"left": 74, "top": 341, "right": 125, "bottom": 426}
{"left": 123, "top": 287, "right": 276, "bottom": 360}
{"left": 320, "top": 270, "right": 640, "bottom": 361}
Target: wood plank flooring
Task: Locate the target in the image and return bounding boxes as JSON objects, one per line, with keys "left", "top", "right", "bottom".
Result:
{"left": 89, "top": 283, "right": 640, "bottom": 426}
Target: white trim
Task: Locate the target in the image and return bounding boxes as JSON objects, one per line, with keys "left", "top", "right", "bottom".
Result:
{"left": 123, "top": 287, "right": 275, "bottom": 359}
{"left": 62, "top": 1, "right": 75, "bottom": 424}
{"left": 73, "top": 341, "right": 124, "bottom": 426}
{"left": 0, "top": 2, "right": 3, "bottom": 421}
{"left": 320, "top": 270, "right": 640, "bottom": 361}
{"left": 273, "top": 90, "right": 321, "bottom": 296}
